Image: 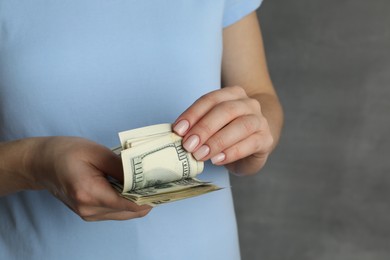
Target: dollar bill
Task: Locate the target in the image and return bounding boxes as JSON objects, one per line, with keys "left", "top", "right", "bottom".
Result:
{"left": 110, "top": 178, "right": 221, "bottom": 206}
{"left": 110, "top": 124, "right": 221, "bottom": 206}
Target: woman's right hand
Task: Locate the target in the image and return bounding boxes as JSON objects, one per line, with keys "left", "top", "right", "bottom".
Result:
{"left": 0, "top": 137, "right": 152, "bottom": 221}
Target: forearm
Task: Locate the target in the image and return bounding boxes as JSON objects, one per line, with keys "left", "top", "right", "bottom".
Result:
{"left": 216, "top": 11, "right": 284, "bottom": 175}
{"left": 0, "top": 138, "right": 44, "bottom": 196}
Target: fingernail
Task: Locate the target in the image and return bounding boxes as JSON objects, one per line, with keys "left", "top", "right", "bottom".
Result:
{"left": 173, "top": 120, "right": 189, "bottom": 136}
{"left": 193, "top": 145, "right": 210, "bottom": 160}
{"left": 183, "top": 135, "right": 199, "bottom": 152}
{"left": 211, "top": 153, "right": 226, "bottom": 164}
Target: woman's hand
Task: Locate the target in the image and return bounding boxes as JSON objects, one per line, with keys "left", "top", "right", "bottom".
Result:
{"left": 173, "top": 86, "right": 274, "bottom": 175}
{"left": 27, "top": 137, "right": 151, "bottom": 221}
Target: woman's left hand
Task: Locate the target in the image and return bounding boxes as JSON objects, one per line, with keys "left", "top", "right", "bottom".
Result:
{"left": 173, "top": 86, "right": 274, "bottom": 175}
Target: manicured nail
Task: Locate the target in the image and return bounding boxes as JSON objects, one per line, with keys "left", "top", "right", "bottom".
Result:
{"left": 193, "top": 145, "right": 210, "bottom": 160}
{"left": 183, "top": 135, "right": 199, "bottom": 152}
{"left": 173, "top": 120, "right": 189, "bottom": 136}
{"left": 211, "top": 153, "right": 226, "bottom": 164}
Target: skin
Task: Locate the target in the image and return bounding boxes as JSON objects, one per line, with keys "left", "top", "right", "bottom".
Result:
{"left": 0, "top": 137, "right": 152, "bottom": 221}
{"left": 173, "top": 12, "right": 283, "bottom": 175}
{"left": 0, "top": 12, "right": 283, "bottom": 221}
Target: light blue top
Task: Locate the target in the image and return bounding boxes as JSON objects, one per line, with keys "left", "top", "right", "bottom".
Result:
{"left": 0, "top": 1, "right": 262, "bottom": 259}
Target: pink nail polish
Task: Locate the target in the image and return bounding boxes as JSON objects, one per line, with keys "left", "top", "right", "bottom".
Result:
{"left": 183, "top": 135, "right": 199, "bottom": 152}
{"left": 173, "top": 120, "right": 190, "bottom": 136}
{"left": 193, "top": 145, "right": 210, "bottom": 160}
{"left": 211, "top": 153, "right": 226, "bottom": 164}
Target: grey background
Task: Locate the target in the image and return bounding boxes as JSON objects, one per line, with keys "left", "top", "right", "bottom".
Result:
{"left": 231, "top": 0, "right": 390, "bottom": 259}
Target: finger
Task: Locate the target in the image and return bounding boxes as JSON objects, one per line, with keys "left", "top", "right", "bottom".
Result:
{"left": 98, "top": 208, "right": 152, "bottom": 221}
{"left": 182, "top": 98, "right": 260, "bottom": 154}
{"left": 211, "top": 132, "right": 273, "bottom": 166}
{"left": 173, "top": 86, "right": 247, "bottom": 136}
{"left": 71, "top": 197, "right": 152, "bottom": 220}
{"left": 89, "top": 176, "right": 152, "bottom": 212}
{"left": 91, "top": 145, "right": 124, "bottom": 182}
{"left": 68, "top": 174, "right": 151, "bottom": 216}
{"left": 81, "top": 208, "right": 152, "bottom": 222}
{"left": 192, "top": 114, "right": 262, "bottom": 161}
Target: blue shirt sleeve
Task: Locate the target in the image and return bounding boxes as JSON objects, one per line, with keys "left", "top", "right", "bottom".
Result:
{"left": 223, "top": 0, "right": 263, "bottom": 28}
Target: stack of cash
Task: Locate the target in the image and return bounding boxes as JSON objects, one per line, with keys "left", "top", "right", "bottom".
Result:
{"left": 110, "top": 124, "right": 221, "bottom": 206}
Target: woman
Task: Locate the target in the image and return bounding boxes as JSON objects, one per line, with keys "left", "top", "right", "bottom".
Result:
{"left": 0, "top": 0, "right": 283, "bottom": 259}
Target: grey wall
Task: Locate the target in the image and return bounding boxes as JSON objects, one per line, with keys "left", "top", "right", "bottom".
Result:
{"left": 231, "top": 0, "right": 390, "bottom": 259}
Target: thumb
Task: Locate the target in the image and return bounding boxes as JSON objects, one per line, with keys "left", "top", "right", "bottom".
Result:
{"left": 92, "top": 146, "right": 124, "bottom": 182}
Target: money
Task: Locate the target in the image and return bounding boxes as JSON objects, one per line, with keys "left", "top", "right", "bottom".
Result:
{"left": 111, "top": 178, "right": 220, "bottom": 206}
{"left": 110, "top": 124, "right": 221, "bottom": 206}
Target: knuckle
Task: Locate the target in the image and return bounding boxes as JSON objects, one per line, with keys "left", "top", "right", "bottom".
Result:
{"left": 230, "top": 145, "right": 243, "bottom": 160}
{"left": 248, "top": 98, "right": 261, "bottom": 112}
{"left": 202, "top": 92, "right": 219, "bottom": 105}
{"left": 229, "top": 86, "right": 247, "bottom": 97}
{"left": 219, "top": 101, "right": 239, "bottom": 119}
{"left": 80, "top": 215, "right": 95, "bottom": 222}
{"left": 264, "top": 135, "right": 274, "bottom": 151}
{"left": 73, "top": 205, "right": 94, "bottom": 219}
{"left": 72, "top": 189, "right": 95, "bottom": 206}
{"left": 253, "top": 133, "right": 273, "bottom": 153}
{"left": 209, "top": 135, "right": 226, "bottom": 151}
{"left": 257, "top": 116, "right": 269, "bottom": 132}
{"left": 133, "top": 209, "right": 151, "bottom": 218}
{"left": 258, "top": 121, "right": 274, "bottom": 151}
{"left": 241, "top": 116, "right": 259, "bottom": 134}
{"left": 196, "top": 120, "right": 214, "bottom": 136}
{"left": 253, "top": 135, "right": 264, "bottom": 152}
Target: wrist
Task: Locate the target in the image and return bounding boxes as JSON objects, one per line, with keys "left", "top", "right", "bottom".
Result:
{"left": 0, "top": 138, "right": 48, "bottom": 194}
{"left": 22, "top": 137, "right": 55, "bottom": 191}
